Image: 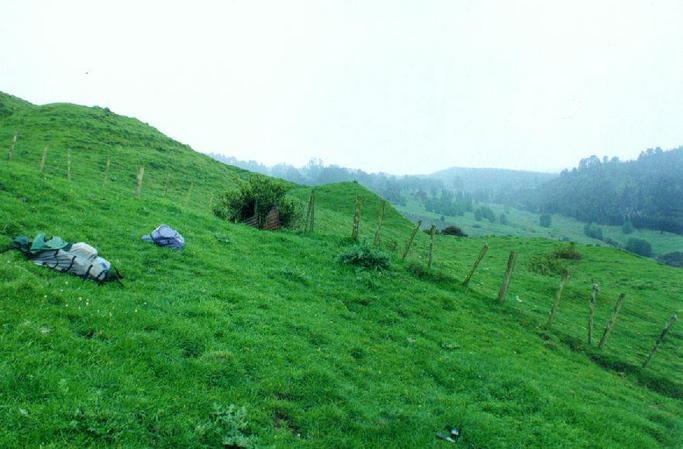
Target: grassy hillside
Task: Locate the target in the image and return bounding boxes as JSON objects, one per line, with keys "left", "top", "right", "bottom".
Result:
{"left": 398, "top": 196, "right": 683, "bottom": 258}
{"left": 1, "top": 92, "right": 682, "bottom": 449}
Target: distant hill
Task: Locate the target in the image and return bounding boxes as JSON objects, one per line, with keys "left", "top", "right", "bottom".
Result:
{"left": 524, "top": 147, "right": 683, "bottom": 234}
{"left": 430, "top": 166, "right": 557, "bottom": 196}
{"left": 208, "top": 153, "right": 556, "bottom": 204}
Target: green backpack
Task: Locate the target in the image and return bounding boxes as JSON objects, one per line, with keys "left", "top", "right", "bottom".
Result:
{"left": 11, "top": 233, "right": 122, "bottom": 284}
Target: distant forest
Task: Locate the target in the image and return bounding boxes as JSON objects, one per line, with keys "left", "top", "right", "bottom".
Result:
{"left": 210, "top": 146, "right": 683, "bottom": 235}
{"left": 519, "top": 147, "right": 683, "bottom": 234}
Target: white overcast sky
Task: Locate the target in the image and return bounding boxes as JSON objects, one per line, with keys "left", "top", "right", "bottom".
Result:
{"left": 1, "top": 1, "right": 683, "bottom": 174}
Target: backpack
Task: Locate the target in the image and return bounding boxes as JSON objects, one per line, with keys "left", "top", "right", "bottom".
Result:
{"left": 142, "top": 224, "right": 185, "bottom": 249}
{"left": 12, "top": 234, "right": 122, "bottom": 284}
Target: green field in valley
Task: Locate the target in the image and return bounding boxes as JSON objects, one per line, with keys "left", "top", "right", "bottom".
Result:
{"left": 1, "top": 92, "right": 682, "bottom": 448}
{"left": 397, "top": 196, "right": 683, "bottom": 258}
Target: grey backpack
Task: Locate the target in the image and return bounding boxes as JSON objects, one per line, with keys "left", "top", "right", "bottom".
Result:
{"left": 142, "top": 225, "right": 185, "bottom": 249}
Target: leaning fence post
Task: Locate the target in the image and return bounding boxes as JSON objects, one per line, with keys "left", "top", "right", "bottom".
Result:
{"left": 497, "top": 251, "right": 518, "bottom": 303}
{"left": 351, "top": 194, "right": 362, "bottom": 241}
{"left": 428, "top": 225, "right": 436, "bottom": 270}
{"left": 373, "top": 200, "right": 385, "bottom": 247}
{"left": 7, "top": 132, "right": 17, "bottom": 161}
{"left": 305, "top": 189, "right": 316, "bottom": 233}
{"left": 103, "top": 156, "right": 111, "bottom": 183}
{"left": 545, "top": 271, "right": 569, "bottom": 328}
{"left": 39, "top": 145, "right": 49, "bottom": 173}
{"left": 588, "top": 281, "right": 599, "bottom": 345}
{"left": 67, "top": 149, "right": 72, "bottom": 181}
{"left": 598, "top": 293, "right": 626, "bottom": 349}
{"left": 642, "top": 313, "right": 677, "bottom": 368}
{"left": 134, "top": 165, "right": 145, "bottom": 197}
{"left": 463, "top": 243, "right": 489, "bottom": 286}
{"left": 401, "top": 220, "right": 422, "bottom": 261}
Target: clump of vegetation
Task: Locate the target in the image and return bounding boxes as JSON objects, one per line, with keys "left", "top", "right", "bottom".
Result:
{"left": 657, "top": 251, "right": 683, "bottom": 268}
{"left": 406, "top": 261, "right": 452, "bottom": 282}
{"left": 552, "top": 242, "right": 581, "bottom": 260}
{"left": 625, "top": 237, "right": 652, "bottom": 257}
{"left": 213, "top": 176, "right": 302, "bottom": 228}
{"left": 499, "top": 213, "right": 509, "bottom": 225}
{"left": 527, "top": 253, "right": 567, "bottom": 276}
{"left": 622, "top": 217, "right": 634, "bottom": 234}
{"left": 474, "top": 206, "right": 496, "bottom": 223}
{"left": 195, "top": 404, "right": 257, "bottom": 449}
{"left": 584, "top": 222, "right": 604, "bottom": 240}
{"left": 528, "top": 245, "right": 577, "bottom": 275}
{"left": 337, "top": 241, "right": 391, "bottom": 270}
{"left": 441, "top": 225, "right": 467, "bottom": 237}
{"left": 539, "top": 213, "right": 552, "bottom": 228}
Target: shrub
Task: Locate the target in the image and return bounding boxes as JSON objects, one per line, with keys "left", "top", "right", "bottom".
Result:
{"left": 552, "top": 242, "right": 581, "bottom": 260}
{"left": 441, "top": 225, "right": 467, "bottom": 237}
{"left": 499, "top": 213, "right": 508, "bottom": 225}
{"left": 622, "top": 218, "right": 634, "bottom": 234}
{"left": 213, "top": 176, "right": 302, "bottom": 228}
{"left": 539, "top": 213, "right": 552, "bottom": 228}
{"left": 625, "top": 238, "right": 652, "bottom": 257}
{"left": 657, "top": 251, "right": 683, "bottom": 268}
{"left": 527, "top": 253, "right": 567, "bottom": 276}
{"left": 337, "top": 241, "right": 391, "bottom": 270}
{"left": 584, "top": 222, "right": 603, "bottom": 240}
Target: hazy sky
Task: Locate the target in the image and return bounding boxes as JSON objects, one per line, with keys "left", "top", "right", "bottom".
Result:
{"left": 2, "top": 1, "right": 683, "bottom": 174}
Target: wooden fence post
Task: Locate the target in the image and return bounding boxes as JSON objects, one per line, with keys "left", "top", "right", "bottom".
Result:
{"left": 428, "top": 225, "right": 436, "bottom": 270}
{"left": 463, "top": 243, "right": 489, "bottom": 286}
{"left": 7, "top": 132, "right": 17, "bottom": 161}
{"left": 497, "top": 251, "right": 518, "bottom": 303}
{"left": 39, "top": 145, "right": 49, "bottom": 173}
{"left": 642, "top": 313, "right": 677, "bottom": 368}
{"left": 134, "top": 165, "right": 145, "bottom": 197}
{"left": 103, "top": 156, "right": 111, "bottom": 183}
{"left": 351, "top": 194, "right": 361, "bottom": 241}
{"left": 305, "top": 189, "right": 316, "bottom": 233}
{"left": 598, "top": 293, "right": 626, "bottom": 349}
{"left": 588, "top": 282, "right": 599, "bottom": 344}
{"left": 67, "top": 149, "right": 72, "bottom": 181}
{"left": 373, "top": 200, "right": 385, "bottom": 247}
{"left": 545, "top": 271, "right": 569, "bottom": 329}
{"left": 401, "top": 220, "right": 422, "bottom": 261}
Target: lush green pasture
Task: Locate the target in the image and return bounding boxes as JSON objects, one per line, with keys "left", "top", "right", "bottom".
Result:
{"left": 1, "top": 93, "right": 682, "bottom": 448}
{"left": 397, "top": 196, "right": 683, "bottom": 257}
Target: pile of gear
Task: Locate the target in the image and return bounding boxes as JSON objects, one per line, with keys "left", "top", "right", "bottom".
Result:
{"left": 8, "top": 224, "right": 185, "bottom": 285}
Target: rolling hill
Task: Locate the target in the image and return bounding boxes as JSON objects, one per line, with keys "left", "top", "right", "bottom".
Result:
{"left": 1, "top": 92, "right": 682, "bottom": 449}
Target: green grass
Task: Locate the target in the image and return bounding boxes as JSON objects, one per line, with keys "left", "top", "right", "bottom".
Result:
{"left": 1, "top": 92, "right": 682, "bottom": 448}
{"left": 398, "top": 196, "right": 683, "bottom": 257}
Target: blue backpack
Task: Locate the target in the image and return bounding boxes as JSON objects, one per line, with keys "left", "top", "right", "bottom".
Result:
{"left": 142, "top": 225, "right": 185, "bottom": 249}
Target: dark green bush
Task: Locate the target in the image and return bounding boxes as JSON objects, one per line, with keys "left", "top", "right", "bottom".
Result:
{"left": 622, "top": 218, "right": 634, "bottom": 234}
{"left": 539, "top": 213, "right": 552, "bottom": 228}
{"left": 625, "top": 238, "right": 652, "bottom": 257}
{"left": 337, "top": 241, "right": 391, "bottom": 270}
{"left": 213, "top": 176, "right": 302, "bottom": 228}
{"left": 657, "top": 251, "right": 683, "bottom": 268}
{"left": 527, "top": 253, "right": 567, "bottom": 276}
{"left": 584, "top": 222, "right": 603, "bottom": 240}
{"left": 441, "top": 225, "right": 467, "bottom": 237}
{"left": 552, "top": 242, "right": 581, "bottom": 260}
